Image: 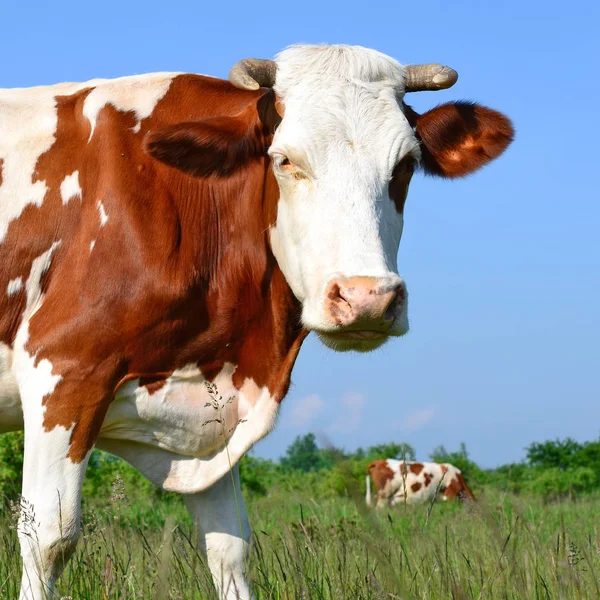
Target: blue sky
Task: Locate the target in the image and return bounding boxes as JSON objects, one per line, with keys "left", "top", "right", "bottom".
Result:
{"left": 3, "top": 0, "right": 598, "bottom": 467}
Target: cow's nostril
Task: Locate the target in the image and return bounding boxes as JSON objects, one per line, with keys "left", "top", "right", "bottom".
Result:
{"left": 327, "top": 282, "right": 342, "bottom": 301}
{"left": 384, "top": 286, "right": 405, "bottom": 320}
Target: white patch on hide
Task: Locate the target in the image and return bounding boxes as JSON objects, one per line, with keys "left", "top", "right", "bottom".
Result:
{"left": 82, "top": 73, "right": 176, "bottom": 140}
{"left": 59, "top": 171, "right": 82, "bottom": 205}
{"left": 97, "top": 200, "right": 108, "bottom": 226}
{"left": 0, "top": 87, "right": 58, "bottom": 242}
{"left": 7, "top": 276, "right": 23, "bottom": 296}
{"left": 24, "top": 242, "right": 61, "bottom": 314}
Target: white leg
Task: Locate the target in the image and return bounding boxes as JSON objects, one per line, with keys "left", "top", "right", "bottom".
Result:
{"left": 14, "top": 325, "right": 95, "bottom": 600}
{"left": 184, "top": 466, "right": 253, "bottom": 600}
{"left": 18, "top": 424, "right": 90, "bottom": 600}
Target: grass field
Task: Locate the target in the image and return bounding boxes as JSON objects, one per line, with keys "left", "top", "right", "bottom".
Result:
{"left": 1, "top": 477, "right": 599, "bottom": 600}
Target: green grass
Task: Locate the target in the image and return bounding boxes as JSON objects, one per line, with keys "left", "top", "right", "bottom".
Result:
{"left": 1, "top": 483, "right": 600, "bottom": 599}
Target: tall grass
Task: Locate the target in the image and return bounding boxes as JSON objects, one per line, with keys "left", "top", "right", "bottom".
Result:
{"left": 1, "top": 483, "right": 599, "bottom": 599}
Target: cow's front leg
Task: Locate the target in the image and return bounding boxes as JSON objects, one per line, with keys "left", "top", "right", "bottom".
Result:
{"left": 15, "top": 341, "right": 111, "bottom": 599}
{"left": 184, "top": 465, "right": 253, "bottom": 600}
{"left": 17, "top": 418, "right": 92, "bottom": 600}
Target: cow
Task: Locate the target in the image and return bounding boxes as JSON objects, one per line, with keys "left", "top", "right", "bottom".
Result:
{"left": 0, "top": 43, "right": 512, "bottom": 599}
{"left": 366, "top": 459, "right": 476, "bottom": 507}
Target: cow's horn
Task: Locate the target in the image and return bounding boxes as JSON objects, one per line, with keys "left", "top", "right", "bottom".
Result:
{"left": 229, "top": 58, "right": 277, "bottom": 90}
{"left": 404, "top": 64, "right": 458, "bottom": 92}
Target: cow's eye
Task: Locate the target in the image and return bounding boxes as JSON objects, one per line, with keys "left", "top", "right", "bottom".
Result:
{"left": 271, "top": 152, "right": 309, "bottom": 180}
{"left": 273, "top": 154, "right": 296, "bottom": 174}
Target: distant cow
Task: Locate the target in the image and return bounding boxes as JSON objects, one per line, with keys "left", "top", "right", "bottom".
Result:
{"left": 366, "top": 460, "right": 476, "bottom": 507}
{"left": 0, "top": 43, "right": 510, "bottom": 599}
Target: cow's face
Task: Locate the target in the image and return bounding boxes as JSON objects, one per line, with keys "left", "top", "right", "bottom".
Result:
{"left": 146, "top": 45, "right": 513, "bottom": 352}
{"left": 268, "top": 51, "right": 417, "bottom": 351}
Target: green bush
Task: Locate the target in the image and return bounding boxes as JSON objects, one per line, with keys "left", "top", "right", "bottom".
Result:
{"left": 0, "top": 431, "right": 23, "bottom": 501}
{"left": 528, "top": 466, "right": 597, "bottom": 501}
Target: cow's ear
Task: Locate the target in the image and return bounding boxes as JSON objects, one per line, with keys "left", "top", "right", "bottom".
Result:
{"left": 404, "top": 101, "right": 514, "bottom": 178}
{"left": 144, "top": 113, "right": 266, "bottom": 178}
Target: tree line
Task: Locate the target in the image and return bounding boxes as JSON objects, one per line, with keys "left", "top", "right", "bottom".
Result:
{"left": 240, "top": 433, "right": 600, "bottom": 502}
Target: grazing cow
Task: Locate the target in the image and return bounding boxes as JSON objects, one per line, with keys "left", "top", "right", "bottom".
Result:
{"left": 0, "top": 44, "right": 512, "bottom": 599}
{"left": 366, "top": 459, "right": 476, "bottom": 507}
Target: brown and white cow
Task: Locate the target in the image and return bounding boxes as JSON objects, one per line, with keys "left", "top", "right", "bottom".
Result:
{"left": 366, "top": 459, "right": 476, "bottom": 507}
{"left": 0, "top": 44, "right": 512, "bottom": 599}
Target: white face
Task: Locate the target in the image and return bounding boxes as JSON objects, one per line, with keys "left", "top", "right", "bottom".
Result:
{"left": 269, "top": 46, "right": 419, "bottom": 351}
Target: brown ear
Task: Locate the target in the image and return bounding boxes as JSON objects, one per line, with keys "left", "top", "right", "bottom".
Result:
{"left": 404, "top": 101, "right": 514, "bottom": 178}
{"left": 144, "top": 114, "right": 266, "bottom": 178}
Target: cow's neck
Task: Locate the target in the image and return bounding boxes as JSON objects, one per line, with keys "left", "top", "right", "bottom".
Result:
{"left": 156, "top": 162, "right": 307, "bottom": 401}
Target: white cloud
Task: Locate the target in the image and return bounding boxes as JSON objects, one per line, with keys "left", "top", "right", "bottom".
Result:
{"left": 327, "top": 392, "right": 365, "bottom": 434}
{"left": 397, "top": 407, "right": 437, "bottom": 432}
{"left": 287, "top": 394, "right": 325, "bottom": 428}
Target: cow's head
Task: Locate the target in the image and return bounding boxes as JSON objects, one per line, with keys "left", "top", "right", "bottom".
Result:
{"left": 146, "top": 45, "right": 513, "bottom": 352}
